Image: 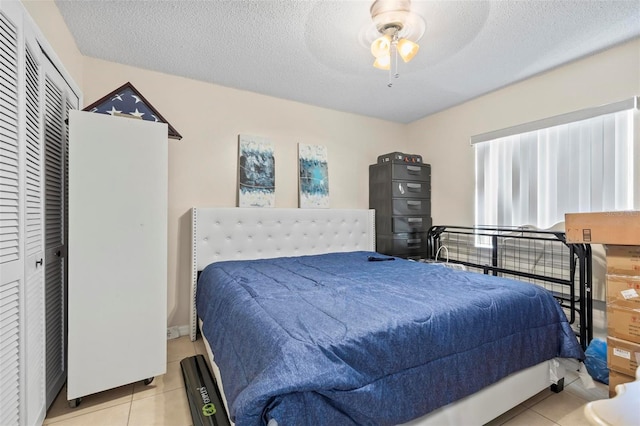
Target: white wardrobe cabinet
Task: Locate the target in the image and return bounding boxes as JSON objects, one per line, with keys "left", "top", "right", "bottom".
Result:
{"left": 67, "top": 110, "right": 167, "bottom": 406}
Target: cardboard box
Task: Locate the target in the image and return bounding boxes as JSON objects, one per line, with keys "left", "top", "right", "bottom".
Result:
{"left": 609, "top": 369, "right": 635, "bottom": 398}
{"left": 607, "top": 303, "right": 640, "bottom": 343}
{"left": 607, "top": 274, "right": 640, "bottom": 307}
{"left": 607, "top": 336, "right": 640, "bottom": 377}
{"left": 606, "top": 245, "right": 640, "bottom": 275}
{"left": 565, "top": 211, "right": 640, "bottom": 245}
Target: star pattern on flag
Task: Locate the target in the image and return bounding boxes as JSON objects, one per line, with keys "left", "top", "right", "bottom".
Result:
{"left": 106, "top": 106, "right": 122, "bottom": 115}
{"left": 130, "top": 108, "right": 145, "bottom": 119}
{"left": 82, "top": 82, "right": 182, "bottom": 140}
{"left": 91, "top": 88, "right": 156, "bottom": 120}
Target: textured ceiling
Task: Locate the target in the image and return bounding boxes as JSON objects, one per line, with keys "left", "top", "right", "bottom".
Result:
{"left": 55, "top": 0, "right": 640, "bottom": 123}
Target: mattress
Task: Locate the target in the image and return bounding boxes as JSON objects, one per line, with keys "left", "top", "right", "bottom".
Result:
{"left": 196, "top": 251, "right": 584, "bottom": 426}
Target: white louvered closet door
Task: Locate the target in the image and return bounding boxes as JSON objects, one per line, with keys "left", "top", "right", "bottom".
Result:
{"left": 23, "top": 33, "right": 46, "bottom": 425}
{"left": 0, "top": 0, "right": 80, "bottom": 423}
{"left": 43, "top": 61, "right": 77, "bottom": 409}
{"left": 43, "top": 72, "right": 65, "bottom": 410}
{"left": 0, "top": 8, "right": 22, "bottom": 426}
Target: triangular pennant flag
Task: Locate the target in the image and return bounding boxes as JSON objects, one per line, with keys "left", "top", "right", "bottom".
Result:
{"left": 83, "top": 82, "right": 182, "bottom": 140}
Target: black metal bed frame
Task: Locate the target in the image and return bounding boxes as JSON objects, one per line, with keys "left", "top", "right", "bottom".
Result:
{"left": 426, "top": 225, "right": 593, "bottom": 350}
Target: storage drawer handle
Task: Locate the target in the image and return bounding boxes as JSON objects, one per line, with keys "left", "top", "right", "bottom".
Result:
{"left": 406, "top": 183, "right": 422, "bottom": 190}
{"left": 407, "top": 217, "right": 423, "bottom": 223}
{"left": 406, "top": 166, "right": 421, "bottom": 173}
{"left": 407, "top": 201, "right": 422, "bottom": 207}
{"left": 407, "top": 239, "right": 422, "bottom": 245}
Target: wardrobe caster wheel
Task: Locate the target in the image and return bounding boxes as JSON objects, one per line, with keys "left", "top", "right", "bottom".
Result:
{"left": 69, "top": 397, "right": 82, "bottom": 408}
{"left": 143, "top": 377, "right": 154, "bottom": 386}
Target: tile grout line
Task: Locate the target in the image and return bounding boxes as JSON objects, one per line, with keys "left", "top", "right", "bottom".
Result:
{"left": 127, "top": 380, "right": 134, "bottom": 426}
{"left": 128, "top": 359, "right": 190, "bottom": 424}
{"left": 45, "top": 402, "right": 132, "bottom": 426}
{"left": 529, "top": 392, "right": 591, "bottom": 426}
{"left": 529, "top": 408, "right": 560, "bottom": 426}
{"left": 495, "top": 408, "right": 525, "bottom": 425}
{"left": 127, "top": 399, "right": 133, "bottom": 426}
{"left": 528, "top": 391, "right": 554, "bottom": 408}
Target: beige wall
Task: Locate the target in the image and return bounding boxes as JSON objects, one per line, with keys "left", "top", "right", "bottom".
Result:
{"left": 407, "top": 38, "right": 640, "bottom": 227}
{"left": 21, "top": 0, "right": 83, "bottom": 88}
{"left": 82, "top": 57, "right": 407, "bottom": 327}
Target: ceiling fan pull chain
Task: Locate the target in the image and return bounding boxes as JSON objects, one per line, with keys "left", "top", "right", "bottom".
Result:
{"left": 392, "top": 33, "right": 399, "bottom": 80}
{"left": 388, "top": 33, "right": 399, "bottom": 87}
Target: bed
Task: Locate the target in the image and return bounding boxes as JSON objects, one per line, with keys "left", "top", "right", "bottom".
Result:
{"left": 189, "top": 207, "right": 584, "bottom": 426}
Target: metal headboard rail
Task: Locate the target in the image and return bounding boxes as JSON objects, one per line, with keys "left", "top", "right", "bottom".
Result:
{"left": 427, "top": 225, "right": 593, "bottom": 350}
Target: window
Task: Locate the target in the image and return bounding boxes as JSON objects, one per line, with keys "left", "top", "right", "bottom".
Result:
{"left": 473, "top": 100, "right": 636, "bottom": 231}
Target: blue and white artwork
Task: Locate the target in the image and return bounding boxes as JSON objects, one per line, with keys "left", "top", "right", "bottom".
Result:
{"left": 238, "top": 135, "right": 275, "bottom": 207}
{"left": 298, "top": 144, "right": 329, "bottom": 208}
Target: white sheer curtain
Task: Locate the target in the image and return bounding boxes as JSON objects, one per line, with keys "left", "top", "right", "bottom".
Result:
{"left": 475, "top": 109, "right": 634, "bottom": 230}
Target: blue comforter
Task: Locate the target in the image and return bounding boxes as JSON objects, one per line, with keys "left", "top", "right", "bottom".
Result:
{"left": 197, "top": 251, "right": 584, "bottom": 426}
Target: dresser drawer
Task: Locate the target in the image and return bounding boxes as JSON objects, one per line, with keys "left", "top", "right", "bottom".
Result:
{"left": 391, "top": 164, "right": 430, "bottom": 182}
{"left": 392, "top": 199, "right": 431, "bottom": 216}
{"left": 377, "top": 233, "right": 428, "bottom": 256}
{"left": 392, "top": 216, "right": 432, "bottom": 233}
{"left": 391, "top": 180, "right": 430, "bottom": 199}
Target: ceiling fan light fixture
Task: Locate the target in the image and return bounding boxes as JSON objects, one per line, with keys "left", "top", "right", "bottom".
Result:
{"left": 365, "top": 0, "right": 425, "bottom": 84}
{"left": 371, "top": 34, "right": 391, "bottom": 58}
{"left": 370, "top": 0, "right": 411, "bottom": 32}
{"left": 397, "top": 38, "right": 419, "bottom": 62}
{"left": 373, "top": 55, "right": 391, "bottom": 70}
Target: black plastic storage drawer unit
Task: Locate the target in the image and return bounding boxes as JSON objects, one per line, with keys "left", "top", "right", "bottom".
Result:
{"left": 369, "top": 153, "right": 431, "bottom": 259}
{"left": 376, "top": 233, "right": 428, "bottom": 256}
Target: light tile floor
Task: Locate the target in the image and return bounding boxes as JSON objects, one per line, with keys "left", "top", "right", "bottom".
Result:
{"left": 45, "top": 336, "right": 608, "bottom": 426}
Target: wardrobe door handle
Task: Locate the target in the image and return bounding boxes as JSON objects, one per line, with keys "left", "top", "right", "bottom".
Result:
{"left": 36, "top": 258, "right": 43, "bottom": 267}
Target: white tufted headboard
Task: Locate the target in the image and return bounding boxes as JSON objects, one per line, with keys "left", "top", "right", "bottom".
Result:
{"left": 189, "top": 207, "right": 376, "bottom": 340}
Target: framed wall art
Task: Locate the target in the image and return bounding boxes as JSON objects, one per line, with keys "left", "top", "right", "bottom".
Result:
{"left": 238, "top": 135, "right": 275, "bottom": 207}
{"left": 298, "top": 144, "right": 329, "bottom": 208}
